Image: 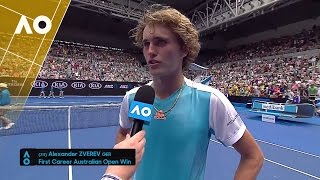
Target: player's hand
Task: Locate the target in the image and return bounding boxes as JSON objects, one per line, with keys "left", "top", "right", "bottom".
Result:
{"left": 105, "top": 130, "right": 146, "bottom": 180}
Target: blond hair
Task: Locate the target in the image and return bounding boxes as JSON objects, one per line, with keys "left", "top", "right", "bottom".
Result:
{"left": 131, "top": 5, "right": 201, "bottom": 69}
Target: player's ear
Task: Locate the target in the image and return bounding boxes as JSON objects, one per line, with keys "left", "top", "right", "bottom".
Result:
{"left": 180, "top": 45, "right": 188, "bottom": 59}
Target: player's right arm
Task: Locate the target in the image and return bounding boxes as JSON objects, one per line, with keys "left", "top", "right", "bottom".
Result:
{"left": 116, "top": 93, "right": 132, "bottom": 144}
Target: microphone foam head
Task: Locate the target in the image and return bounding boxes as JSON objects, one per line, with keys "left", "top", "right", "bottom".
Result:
{"left": 134, "top": 85, "right": 155, "bottom": 105}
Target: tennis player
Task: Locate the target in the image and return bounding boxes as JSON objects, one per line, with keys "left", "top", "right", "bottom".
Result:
{"left": 115, "top": 4, "right": 264, "bottom": 180}
{"left": 48, "top": 85, "right": 55, "bottom": 98}
{"left": 0, "top": 83, "right": 14, "bottom": 130}
{"left": 39, "top": 84, "right": 46, "bottom": 98}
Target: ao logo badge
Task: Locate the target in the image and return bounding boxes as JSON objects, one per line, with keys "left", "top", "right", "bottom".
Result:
{"left": 89, "top": 82, "right": 102, "bottom": 89}
{"left": 128, "top": 101, "right": 153, "bottom": 122}
{"left": 72, "top": 82, "right": 86, "bottom": 89}
{"left": 14, "top": 15, "right": 52, "bottom": 34}
{"left": 32, "top": 80, "right": 48, "bottom": 88}
{"left": 22, "top": 151, "right": 31, "bottom": 166}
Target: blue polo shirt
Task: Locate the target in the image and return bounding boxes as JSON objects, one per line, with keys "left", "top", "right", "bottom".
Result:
{"left": 119, "top": 78, "right": 246, "bottom": 180}
{"left": 0, "top": 89, "right": 11, "bottom": 106}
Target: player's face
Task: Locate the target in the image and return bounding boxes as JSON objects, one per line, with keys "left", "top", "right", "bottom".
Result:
{"left": 142, "top": 24, "right": 187, "bottom": 78}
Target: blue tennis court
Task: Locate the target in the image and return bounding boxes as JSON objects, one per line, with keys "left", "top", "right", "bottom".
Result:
{"left": 1, "top": 96, "right": 320, "bottom": 180}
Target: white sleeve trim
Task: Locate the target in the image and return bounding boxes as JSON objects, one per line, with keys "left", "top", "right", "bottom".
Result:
{"left": 223, "top": 123, "right": 246, "bottom": 146}
{"left": 209, "top": 89, "right": 246, "bottom": 147}
{"left": 118, "top": 93, "right": 132, "bottom": 129}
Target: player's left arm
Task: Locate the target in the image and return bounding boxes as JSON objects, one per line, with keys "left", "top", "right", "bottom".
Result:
{"left": 232, "top": 129, "right": 264, "bottom": 180}
{"left": 209, "top": 89, "right": 264, "bottom": 180}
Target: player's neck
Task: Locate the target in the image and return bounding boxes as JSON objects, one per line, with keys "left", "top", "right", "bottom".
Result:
{"left": 152, "top": 73, "right": 184, "bottom": 100}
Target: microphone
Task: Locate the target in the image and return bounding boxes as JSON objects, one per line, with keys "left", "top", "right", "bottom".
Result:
{"left": 128, "top": 85, "right": 155, "bottom": 137}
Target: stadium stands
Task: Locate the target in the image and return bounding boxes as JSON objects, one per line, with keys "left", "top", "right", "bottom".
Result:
{"left": 38, "top": 42, "right": 151, "bottom": 82}
{"left": 11, "top": 24, "right": 316, "bottom": 101}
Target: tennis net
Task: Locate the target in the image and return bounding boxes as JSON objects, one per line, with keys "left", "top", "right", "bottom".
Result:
{"left": 0, "top": 103, "right": 121, "bottom": 136}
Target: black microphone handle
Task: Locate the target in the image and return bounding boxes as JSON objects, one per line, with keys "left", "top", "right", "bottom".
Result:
{"left": 130, "top": 119, "right": 144, "bottom": 137}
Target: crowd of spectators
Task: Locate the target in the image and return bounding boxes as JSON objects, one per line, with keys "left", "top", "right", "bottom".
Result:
{"left": 206, "top": 25, "right": 320, "bottom": 65}
{"left": 1, "top": 24, "right": 320, "bottom": 100}
{"left": 38, "top": 43, "right": 151, "bottom": 82}
{"left": 204, "top": 55, "right": 320, "bottom": 100}
{"left": 191, "top": 25, "right": 320, "bottom": 100}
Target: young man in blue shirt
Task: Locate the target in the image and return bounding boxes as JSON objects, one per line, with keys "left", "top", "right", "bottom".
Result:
{"left": 0, "top": 83, "right": 14, "bottom": 130}
{"left": 114, "top": 5, "right": 264, "bottom": 180}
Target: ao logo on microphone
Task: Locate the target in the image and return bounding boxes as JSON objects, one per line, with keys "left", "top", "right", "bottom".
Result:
{"left": 32, "top": 80, "right": 48, "bottom": 88}
{"left": 128, "top": 101, "right": 153, "bottom": 122}
{"left": 52, "top": 81, "right": 68, "bottom": 89}
{"left": 71, "top": 82, "right": 86, "bottom": 89}
{"left": 89, "top": 82, "right": 102, "bottom": 89}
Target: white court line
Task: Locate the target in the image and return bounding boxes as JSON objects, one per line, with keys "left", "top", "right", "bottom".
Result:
{"left": 0, "top": 4, "right": 34, "bottom": 20}
{"left": 67, "top": 106, "right": 73, "bottom": 180}
{"left": 0, "top": 47, "right": 42, "bottom": 65}
{"left": 210, "top": 139, "right": 320, "bottom": 179}
{"left": 264, "top": 159, "right": 320, "bottom": 180}
{"left": 47, "top": 1, "right": 73, "bottom": 179}
{"left": 43, "top": 0, "right": 73, "bottom": 178}
{"left": 0, "top": 33, "right": 15, "bottom": 65}
{"left": 255, "top": 139, "right": 320, "bottom": 159}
